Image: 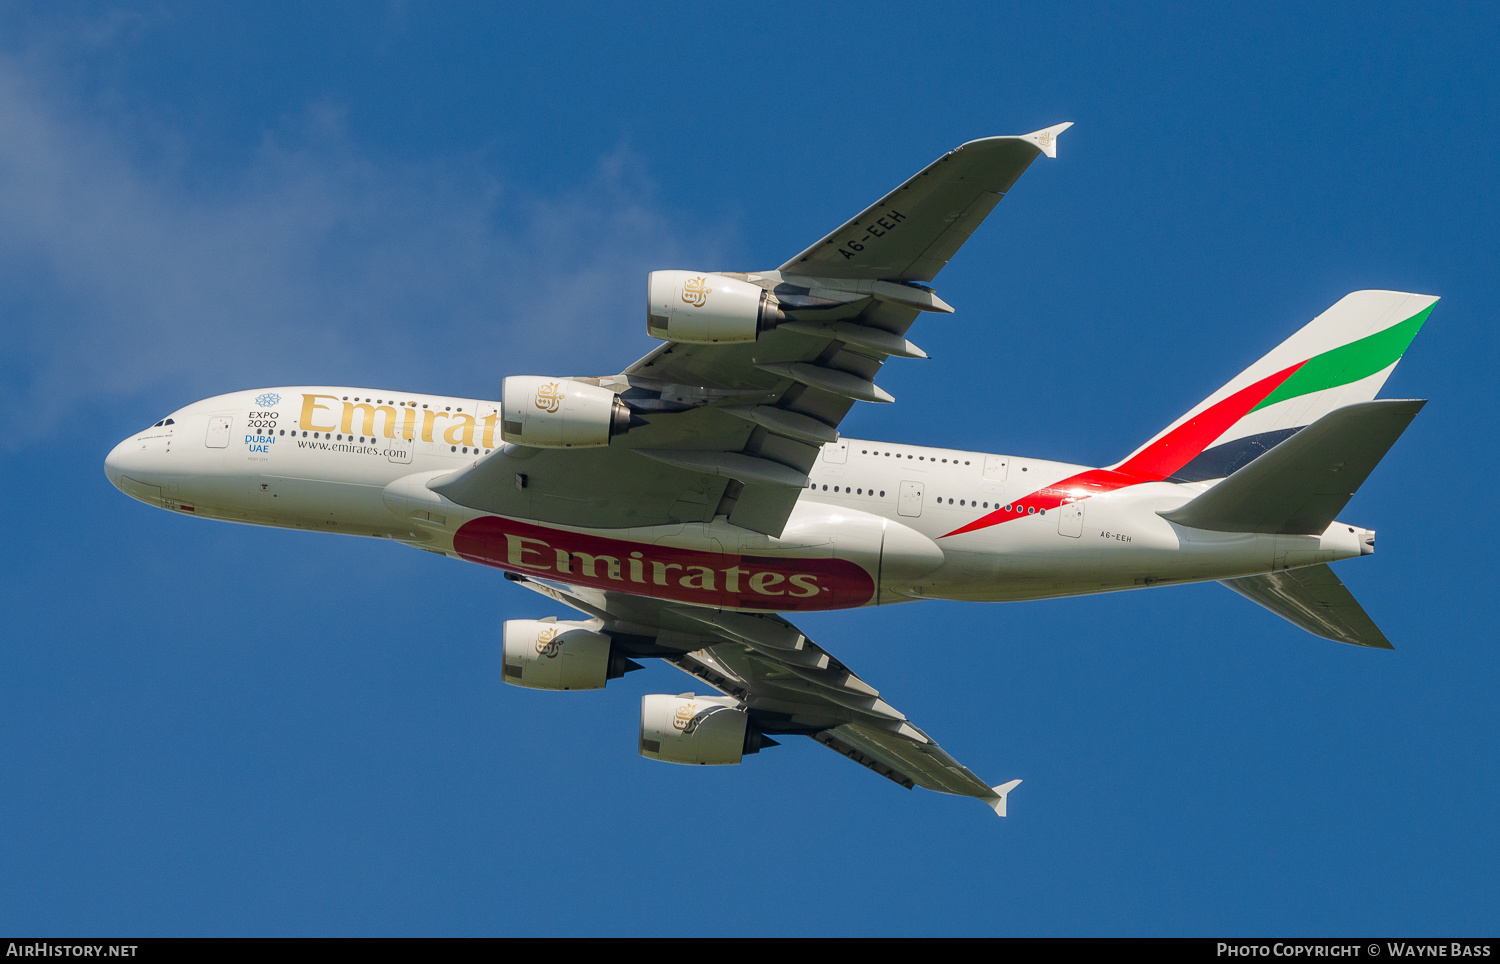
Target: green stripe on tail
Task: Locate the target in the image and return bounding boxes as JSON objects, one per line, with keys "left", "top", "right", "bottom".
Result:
{"left": 1251, "top": 304, "right": 1435, "bottom": 413}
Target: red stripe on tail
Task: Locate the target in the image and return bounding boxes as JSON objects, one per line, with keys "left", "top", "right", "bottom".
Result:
{"left": 940, "top": 361, "right": 1305, "bottom": 539}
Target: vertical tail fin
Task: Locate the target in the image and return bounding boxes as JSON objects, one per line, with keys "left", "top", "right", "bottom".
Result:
{"left": 1110, "top": 290, "right": 1437, "bottom": 482}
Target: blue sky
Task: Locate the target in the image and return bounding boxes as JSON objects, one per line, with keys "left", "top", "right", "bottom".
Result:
{"left": 2, "top": 2, "right": 1497, "bottom": 936}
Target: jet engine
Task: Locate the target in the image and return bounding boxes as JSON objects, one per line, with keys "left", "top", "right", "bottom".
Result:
{"left": 638, "top": 693, "right": 774, "bottom": 765}
{"left": 501, "top": 619, "right": 640, "bottom": 690}
{"left": 647, "top": 270, "right": 785, "bottom": 344}
{"left": 500, "top": 376, "right": 633, "bottom": 448}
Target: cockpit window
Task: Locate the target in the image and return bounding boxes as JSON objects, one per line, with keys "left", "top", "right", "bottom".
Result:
{"left": 151, "top": 418, "right": 175, "bottom": 428}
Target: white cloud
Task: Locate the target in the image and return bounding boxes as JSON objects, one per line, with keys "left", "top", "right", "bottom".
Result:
{"left": 0, "top": 43, "right": 733, "bottom": 443}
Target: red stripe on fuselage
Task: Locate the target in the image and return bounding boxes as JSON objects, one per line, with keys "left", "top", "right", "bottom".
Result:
{"left": 940, "top": 362, "right": 1305, "bottom": 539}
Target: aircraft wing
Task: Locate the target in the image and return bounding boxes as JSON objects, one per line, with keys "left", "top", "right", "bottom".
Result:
{"left": 505, "top": 571, "right": 1021, "bottom": 815}
{"left": 433, "top": 125, "right": 1071, "bottom": 538}
{"left": 778, "top": 124, "right": 1072, "bottom": 282}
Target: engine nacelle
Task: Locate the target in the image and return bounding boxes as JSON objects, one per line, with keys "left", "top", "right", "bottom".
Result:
{"left": 502, "top": 619, "right": 630, "bottom": 690}
{"left": 639, "top": 693, "right": 764, "bottom": 765}
{"left": 647, "top": 270, "right": 784, "bottom": 344}
{"left": 500, "top": 376, "right": 631, "bottom": 448}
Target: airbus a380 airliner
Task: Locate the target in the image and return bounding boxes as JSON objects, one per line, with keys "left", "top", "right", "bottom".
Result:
{"left": 105, "top": 125, "right": 1435, "bottom": 815}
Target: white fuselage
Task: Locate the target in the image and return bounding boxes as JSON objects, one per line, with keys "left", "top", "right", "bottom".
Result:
{"left": 105, "top": 387, "right": 1369, "bottom": 613}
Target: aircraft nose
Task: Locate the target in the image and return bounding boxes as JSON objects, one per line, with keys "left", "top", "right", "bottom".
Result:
{"left": 104, "top": 434, "right": 166, "bottom": 505}
{"left": 103, "top": 437, "right": 131, "bottom": 492}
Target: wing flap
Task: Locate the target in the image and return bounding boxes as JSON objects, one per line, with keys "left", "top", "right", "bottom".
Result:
{"left": 817, "top": 723, "right": 995, "bottom": 798}
{"left": 815, "top": 729, "right": 917, "bottom": 789}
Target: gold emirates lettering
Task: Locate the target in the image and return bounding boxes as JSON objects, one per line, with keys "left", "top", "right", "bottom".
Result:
{"left": 343, "top": 402, "right": 400, "bottom": 438}
{"left": 298, "top": 395, "right": 500, "bottom": 447}
{"left": 534, "top": 382, "right": 565, "bottom": 413}
{"left": 420, "top": 408, "right": 447, "bottom": 442}
{"left": 680, "top": 276, "right": 711, "bottom": 308}
{"left": 503, "top": 532, "right": 820, "bottom": 598}
{"left": 442, "top": 413, "right": 477, "bottom": 447}
{"left": 299, "top": 394, "right": 342, "bottom": 433}
{"left": 535, "top": 626, "right": 561, "bottom": 658}
{"left": 299, "top": 394, "right": 477, "bottom": 443}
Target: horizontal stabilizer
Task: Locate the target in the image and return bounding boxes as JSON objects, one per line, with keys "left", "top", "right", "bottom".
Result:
{"left": 1159, "top": 399, "right": 1425, "bottom": 534}
{"left": 1221, "top": 564, "right": 1393, "bottom": 648}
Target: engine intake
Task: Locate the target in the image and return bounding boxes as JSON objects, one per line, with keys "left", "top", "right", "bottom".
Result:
{"left": 502, "top": 619, "right": 639, "bottom": 690}
{"left": 500, "top": 376, "right": 632, "bottom": 448}
{"left": 638, "top": 693, "right": 773, "bottom": 765}
{"left": 647, "top": 270, "right": 784, "bottom": 344}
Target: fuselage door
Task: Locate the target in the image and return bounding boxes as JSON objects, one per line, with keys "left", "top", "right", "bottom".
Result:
{"left": 822, "top": 440, "right": 848, "bottom": 464}
{"left": 387, "top": 434, "right": 413, "bottom": 464}
{"left": 1058, "top": 499, "right": 1084, "bottom": 537}
{"left": 898, "top": 480, "right": 923, "bottom": 518}
{"left": 983, "top": 455, "right": 1009, "bottom": 481}
{"left": 206, "top": 416, "right": 232, "bottom": 448}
